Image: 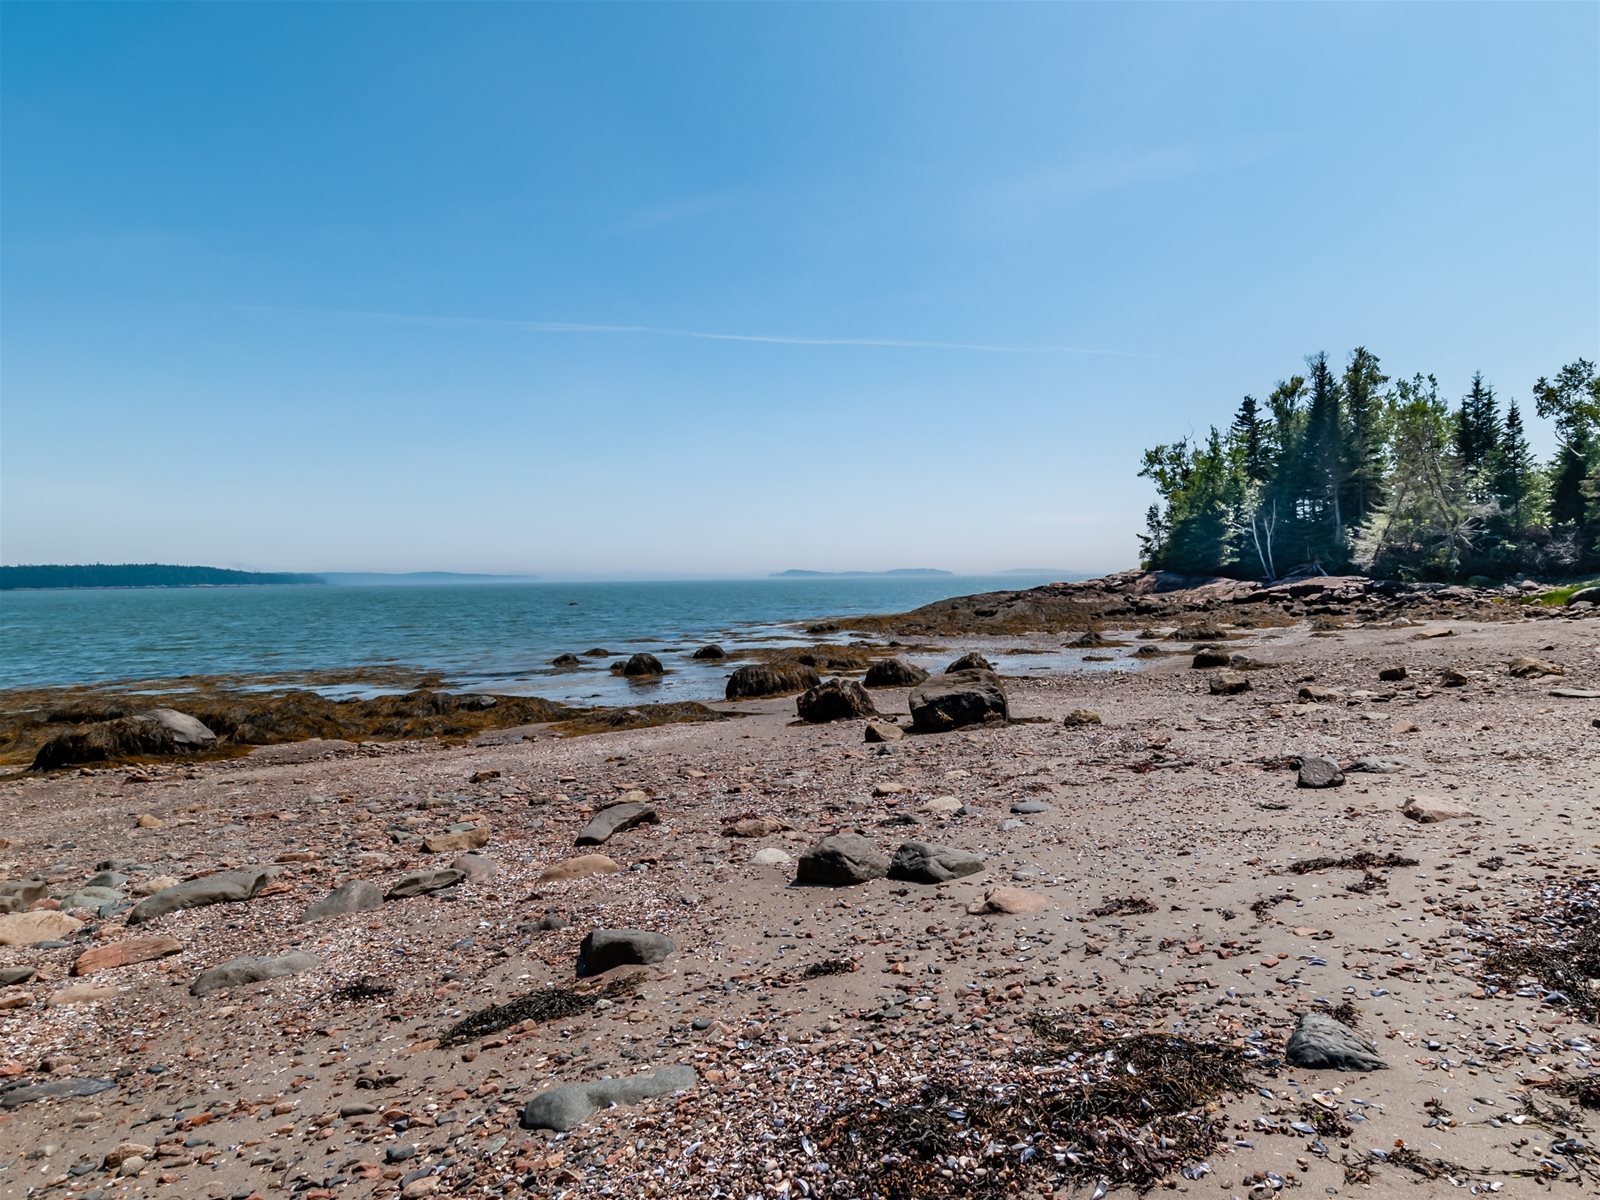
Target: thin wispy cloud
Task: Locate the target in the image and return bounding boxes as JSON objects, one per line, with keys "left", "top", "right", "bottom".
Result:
{"left": 987, "top": 140, "right": 1279, "bottom": 220}
{"left": 282, "top": 307, "right": 1145, "bottom": 357}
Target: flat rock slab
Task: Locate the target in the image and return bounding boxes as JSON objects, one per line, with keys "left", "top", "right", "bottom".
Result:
{"left": 576, "top": 929, "right": 675, "bottom": 977}
{"left": 1285, "top": 1011, "right": 1388, "bottom": 1071}
{"left": 721, "top": 816, "right": 793, "bottom": 838}
{"left": 1347, "top": 758, "right": 1406, "bottom": 774}
{"left": 537, "top": 854, "right": 622, "bottom": 883}
{"left": 967, "top": 886, "right": 1046, "bottom": 915}
{"left": 301, "top": 879, "right": 384, "bottom": 922}
{"left": 191, "top": 951, "right": 318, "bottom": 997}
{"left": 422, "top": 825, "right": 491, "bottom": 854}
{"left": 73, "top": 936, "right": 182, "bottom": 976}
{"left": 0, "top": 911, "right": 85, "bottom": 946}
{"left": 521, "top": 1064, "right": 697, "bottom": 1132}
{"left": 0, "top": 1077, "right": 116, "bottom": 1110}
{"left": 385, "top": 869, "right": 465, "bottom": 900}
{"left": 575, "top": 802, "right": 659, "bottom": 847}
{"left": 127, "top": 866, "right": 275, "bottom": 926}
{"left": 1010, "top": 800, "right": 1051, "bottom": 815}
{"left": 1550, "top": 688, "right": 1600, "bottom": 699}
{"left": 1509, "top": 656, "right": 1564, "bottom": 677}
{"left": 795, "top": 834, "right": 888, "bottom": 887}
{"left": 1403, "top": 795, "right": 1469, "bottom": 823}
{"left": 888, "top": 842, "right": 984, "bottom": 884}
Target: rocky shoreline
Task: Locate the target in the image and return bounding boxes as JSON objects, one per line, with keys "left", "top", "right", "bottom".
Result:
{"left": 0, "top": 579, "right": 1597, "bottom": 1198}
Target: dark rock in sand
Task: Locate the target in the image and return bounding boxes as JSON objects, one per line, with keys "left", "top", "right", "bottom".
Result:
{"left": 863, "top": 658, "right": 929, "bottom": 688}
{"left": 521, "top": 1065, "right": 696, "bottom": 1132}
{"left": 0, "top": 1076, "right": 117, "bottom": 1110}
{"left": 909, "top": 669, "right": 1009, "bottom": 732}
{"left": 1567, "top": 586, "right": 1600, "bottom": 606}
{"left": 945, "top": 652, "right": 994, "bottom": 674}
{"left": 1297, "top": 756, "right": 1345, "bottom": 788}
{"left": 1062, "top": 709, "right": 1102, "bottom": 727}
{"left": 1, "top": 965, "right": 37, "bottom": 986}
{"left": 191, "top": 951, "right": 318, "bottom": 997}
{"left": 127, "top": 866, "right": 275, "bottom": 926}
{"left": 1191, "top": 646, "right": 1231, "bottom": 668}
{"left": 575, "top": 801, "right": 659, "bottom": 846}
{"left": 691, "top": 644, "right": 726, "bottom": 660}
{"left": 1378, "top": 666, "right": 1408, "bottom": 682}
{"left": 622, "top": 653, "right": 665, "bottom": 677}
{"left": 300, "top": 879, "right": 384, "bottom": 923}
{"left": 796, "top": 834, "right": 889, "bottom": 886}
{"left": 1285, "top": 1011, "right": 1388, "bottom": 1071}
{"left": 1209, "top": 670, "right": 1250, "bottom": 695}
{"left": 385, "top": 868, "right": 466, "bottom": 900}
{"left": 725, "top": 662, "right": 822, "bottom": 700}
{"left": 796, "top": 679, "right": 877, "bottom": 724}
{"left": 888, "top": 842, "right": 985, "bottom": 884}
{"left": 576, "top": 929, "right": 676, "bottom": 977}
{"left": 31, "top": 708, "right": 217, "bottom": 771}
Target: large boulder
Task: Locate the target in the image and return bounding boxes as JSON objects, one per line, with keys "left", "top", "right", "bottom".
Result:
{"left": 725, "top": 663, "right": 822, "bottom": 699}
{"left": 127, "top": 866, "right": 274, "bottom": 926}
{"left": 863, "top": 658, "right": 929, "bottom": 688}
{"left": 31, "top": 709, "right": 216, "bottom": 771}
{"left": 1297, "top": 756, "right": 1345, "bottom": 788}
{"left": 1567, "top": 586, "right": 1600, "bottom": 606}
{"left": 575, "top": 801, "right": 658, "bottom": 846}
{"left": 796, "top": 679, "right": 877, "bottom": 724}
{"left": 521, "top": 1065, "right": 696, "bottom": 1132}
{"left": 888, "top": 842, "right": 984, "bottom": 884}
{"left": 795, "top": 834, "right": 888, "bottom": 886}
{"left": 190, "top": 951, "right": 318, "bottom": 997}
{"left": 908, "top": 670, "right": 1008, "bottom": 733}
{"left": 139, "top": 708, "right": 216, "bottom": 747}
{"left": 0, "top": 910, "right": 85, "bottom": 946}
{"left": 1285, "top": 1011, "right": 1388, "bottom": 1071}
{"left": 621, "top": 653, "right": 665, "bottom": 677}
{"left": 576, "top": 929, "right": 675, "bottom": 977}
{"left": 691, "top": 644, "right": 726, "bottom": 660}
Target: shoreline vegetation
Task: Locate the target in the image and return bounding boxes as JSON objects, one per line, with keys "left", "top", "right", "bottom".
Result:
{"left": 1138, "top": 352, "right": 1598, "bottom": 584}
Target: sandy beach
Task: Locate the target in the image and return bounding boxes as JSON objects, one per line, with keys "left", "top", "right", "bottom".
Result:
{"left": 1, "top": 602, "right": 1597, "bottom": 1199}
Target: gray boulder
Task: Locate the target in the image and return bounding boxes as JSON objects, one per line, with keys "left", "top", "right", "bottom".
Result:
{"left": 1210, "top": 670, "right": 1251, "bottom": 695}
{"left": 909, "top": 670, "right": 1008, "bottom": 732}
{"left": 1285, "top": 1011, "right": 1388, "bottom": 1071}
{"left": 0, "top": 878, "right": 48, "bottom": 914}
{"left": 863, "top": 658, "right": 929, "bottom": 688}
{"left": 0, "top": 1077, "right": 117, "bottom": 1110}
{"left": 945, "top": 652, "right": 994, "bottom": 674}
{"left": 1297, "top": 756, "right": 1345, "bottom": 788}
{"left": 575, "top": 801, "right": 659, "bottom": 846}
{"left": 1191, "top": 646, "right": 1230, "bottom": 668}
{"left": 795, "top": 834, "right": 888, "bottom": 886}
{"left": 139, "top": 708, "right": 216, "bottom": 747}
{"left": 385, "top": 868, "right": 465, "bottom": 900}
{"left": 520, "top": 1065, "right": 696, "bottom": 1132}
{"left": 576, "top": 929, "right": 676, "bottom": 977}
{"left": 127, "top": 866, "right": 274, "bottom": 926}
{"left": 887, "top": 842, "right": 985, "bottom": 884}
{"left": 190, "top": 951, "right": 318, "bottom": 997}
{"left": 725, "top": 663, "right": 822, "bottom": 699}
{"left": 796, "top": 679, "right": 876, "bottom": 724}
{"left": 300, "top": 880, "right": 384, "bottom": 923}
{"left": 1567, "top": 586, "right": 1600, "bottom": 606}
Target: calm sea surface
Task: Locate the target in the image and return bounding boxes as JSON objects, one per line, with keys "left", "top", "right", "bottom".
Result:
{"left": 0, "top": 575, "right": 1125, "bottom": 704}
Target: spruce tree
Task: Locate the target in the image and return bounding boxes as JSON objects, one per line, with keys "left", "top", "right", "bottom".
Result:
{"left": 1488, "top": 397, "right": 1538, "bottom": 534}
{"left": 1342, "top": 347, "right": 1389, "bottom": 529}
{"left": 1230, "top": 395, "right": 1271, "bottom": 483}
{"left": 1534, "top": 359, "right": 1600, "bottom": 565}
{"left": 1453, "top": 371, "right": 1500, "bottom": 500}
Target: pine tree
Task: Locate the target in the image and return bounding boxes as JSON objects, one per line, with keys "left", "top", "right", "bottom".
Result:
{"left": 1294, "top": 352, "right": 1349, "bottom": 565}
{"left": 1230, "top": 395, "right": 1271, "bottom": 483}
{"left": 1534, "top": 359, "right": 1600, "bottom": 566}
{"left": 1342, "top": 347, "right": 1389, "bottom": 529}
{"left": 1487, "top": 398, "right": 1538, "bottom": 534}
{"left": 1453, "top": 371, "right": 1500, "bottom": 500}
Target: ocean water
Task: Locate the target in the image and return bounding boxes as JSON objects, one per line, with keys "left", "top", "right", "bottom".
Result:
{"left": 0, "top": 574, "right": 1127, "bottom": 704}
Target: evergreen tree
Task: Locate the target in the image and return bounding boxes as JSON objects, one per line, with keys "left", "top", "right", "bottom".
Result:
{"left": 1487, "top": 397, "right": 1539, "bottom": 534}
{"left": 1341, "top": 347, "right": 1389, "bottom": 529}
{"left": 1293, "top": 352, "right": 1349, "bottom": 565}
{"left": 1453, "top": 371, "right": 1500, "bottom": 500}
{"left": 1230, "top": 395, "right": 1271, "bottom": 483}
{"left": 1533, "top": 359, "right": 1600, "bottom": 566}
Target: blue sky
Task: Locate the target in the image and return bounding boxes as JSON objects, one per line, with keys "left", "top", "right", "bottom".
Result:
{"left": 3, "top": 2, "right": 1596, "bottom": 577}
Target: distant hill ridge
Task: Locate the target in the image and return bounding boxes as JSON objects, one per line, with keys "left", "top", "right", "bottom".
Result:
{"left": 0, "top": 564, "right": 324, "bottom": 590}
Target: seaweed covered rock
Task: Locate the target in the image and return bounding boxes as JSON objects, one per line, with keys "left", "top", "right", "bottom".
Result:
{"left": 622, "top": 653, "right": 665, "bottom": 677}
{"left": 908, "top": 670, "right": 1008, "bottom": 733}
{"left": 725, "top": 663, "right": 822, "bottom": 700}
{"left": 945, "top": 652, "right": 994, "bottom": 674}
{"left": 863, "top": 658, "right": 929, "bottom": 688}
{"left": 796, "top": 679, "right": 877, "bottom": 724}
{"left": 30, "top": 708, "right": 217, "bottom": 771}
{"left": 691, "top": 644, "right": 726, "bottom": 660}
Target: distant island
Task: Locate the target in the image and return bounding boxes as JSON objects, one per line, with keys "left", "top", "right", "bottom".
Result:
{"left": 0, "top": 564, "right": 324, "bottom": 590}
{"left": 0, "top": 565, "right": 541, "bottom": 591}
{"left": 771, "top": 568, "right": 954, "bottom": 578}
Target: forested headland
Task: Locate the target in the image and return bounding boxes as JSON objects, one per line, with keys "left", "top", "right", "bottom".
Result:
{"left": 0, "top": 564, "right": 324, "bottom": 590}
{"left": 1139, "top": 353, "right": 1599, "bottom": 582}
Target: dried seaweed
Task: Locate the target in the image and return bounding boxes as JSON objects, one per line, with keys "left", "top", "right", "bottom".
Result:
{"left": 327, "top": 976, "right": 396, "bottom": 1004}
{"left": 1477, "top": 878, "right": 1600, "bottom": 1022}
{"left": 1086, "top": 896, "right": 1158, "bottom": 918}
{"left": 1286, "top": 851, "right": 1418, "bottom": 875}
{"left": 802, "top": 958, "right": 858, "bottom": 979}
{"left": 439, "top": 976, "right": 638, "bottom": 1045}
